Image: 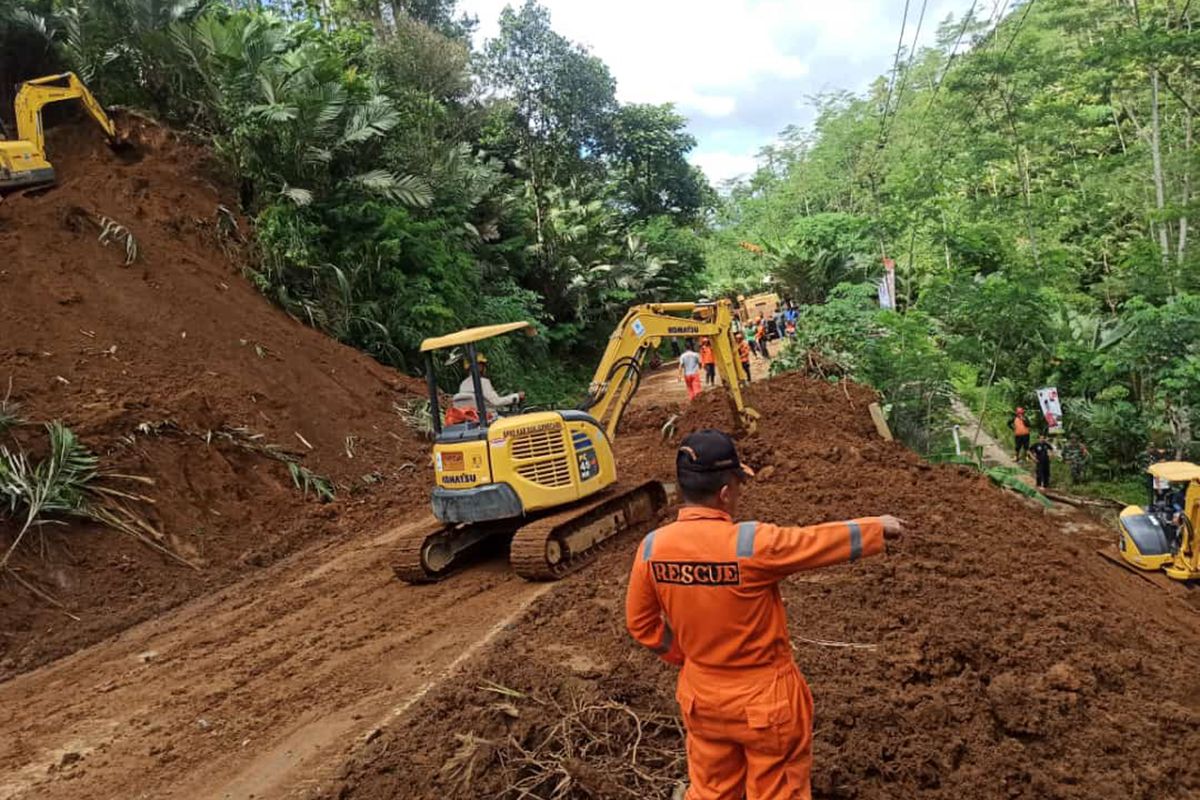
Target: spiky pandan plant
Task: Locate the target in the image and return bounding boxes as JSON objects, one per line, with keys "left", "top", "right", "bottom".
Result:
{"left": 0, "top": 422, "right": 163, "bottom": 569}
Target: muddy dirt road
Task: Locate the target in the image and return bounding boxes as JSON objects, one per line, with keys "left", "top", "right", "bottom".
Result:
{"left": 0, "top": 366, "right": 697, "bottom": 800}
{"left": 0, "top": 514, "right": 549, "bottom": 800}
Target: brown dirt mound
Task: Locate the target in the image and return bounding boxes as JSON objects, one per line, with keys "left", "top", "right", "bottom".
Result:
{"left": 327, "top": 374, "right": 1200, "bottom": 799}
{"left": 0, "top": 117, "right": 429, "bottom": 679}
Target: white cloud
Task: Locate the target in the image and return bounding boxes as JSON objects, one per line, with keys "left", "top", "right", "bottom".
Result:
{"left": 463, "top": 0, "right": 811, "bottom": 119}
{"left": 459, "top": 0, "right": 978, "bottom": 183}
{"left": 688, "top": 151, "right": 759, "bottom": 185}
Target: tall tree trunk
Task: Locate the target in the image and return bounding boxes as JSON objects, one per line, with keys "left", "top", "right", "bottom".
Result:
{"left": 1001, "top": 90, "right": 1042, "bottom": 269}
{"left": 1179, "top": 109, "right": 1192, "bottom": 265}
{"left": 972, "top": 348, "right": 1000, "bottom": 451}
{"left": 1150, "top": 69, "right": 1173, "bottom": 277}
{"left": 940, "top": 208, "right": 952, "bottom": 271}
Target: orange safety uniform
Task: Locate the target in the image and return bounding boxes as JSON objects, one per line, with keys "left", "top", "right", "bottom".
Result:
{"left": 626, "top": 507, "right": 886, "bottom": 800}
{"left": 737, "top": 341, "right": 752, "bottom": 381}
{"left": 700, "top": 343, "right": 715, "bottom": 366}
{"left": 1013, "top": 415, "right": 1030, "bottom": 436}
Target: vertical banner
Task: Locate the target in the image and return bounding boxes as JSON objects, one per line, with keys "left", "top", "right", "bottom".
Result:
{"left": 878, "top": 257, "right": 896, "bottom": 310}
{"left": 884, "top": 257, "right": 896, "bottom": 309}
{"left": 1036, "top": 387, "right": 1064, "bottom": 433}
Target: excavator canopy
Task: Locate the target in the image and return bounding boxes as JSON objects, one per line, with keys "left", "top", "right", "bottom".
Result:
{"left": 1147, "top": 461, "right": 1200, "bottom": 482}
{"left": 419, "top": 321, "right": 535, "bottom": 352}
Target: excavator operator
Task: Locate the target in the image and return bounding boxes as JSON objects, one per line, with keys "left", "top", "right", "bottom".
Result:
{"left": 625, "top": 430, "right": 905, "bottom": 799}
{"left": 446, "top": 353, "right": 524, "bottom": 425}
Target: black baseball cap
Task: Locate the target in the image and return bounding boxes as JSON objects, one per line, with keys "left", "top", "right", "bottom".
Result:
{"left": 676, "top": 429, "right": 755, "bottom": 479}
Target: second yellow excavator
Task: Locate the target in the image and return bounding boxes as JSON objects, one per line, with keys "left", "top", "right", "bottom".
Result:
{"left": 394, "top": 299, "right": 759, "bottom": 583}
{"left": 1, "top": 72, "right": 121, "bottom": 192}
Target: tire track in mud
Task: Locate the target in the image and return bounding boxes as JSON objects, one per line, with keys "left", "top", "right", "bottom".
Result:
{"left": 0, "top": 515, "right": 546, "bottom": 800}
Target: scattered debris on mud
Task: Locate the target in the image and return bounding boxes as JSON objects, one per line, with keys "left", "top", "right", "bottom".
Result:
{"left": 329, "top": 375, "right": 1200, "bottom": 800}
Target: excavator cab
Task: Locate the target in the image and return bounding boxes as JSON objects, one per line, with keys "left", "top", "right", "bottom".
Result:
{"left": 394, "top": 300, "right": 758, "bottom": 584}
{"left": 1117, "top": 461, "right": 1200, "bottom": 581}
{"left": 1, "top": 72, "right": 121, "bottom": 192}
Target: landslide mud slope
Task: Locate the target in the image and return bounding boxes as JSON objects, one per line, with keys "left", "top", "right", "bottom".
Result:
{"left": 331, "top": 375, "right": 1200, "bottom": 800}
{"left": 0, "top": 118, "right": 428, "bottom": 677}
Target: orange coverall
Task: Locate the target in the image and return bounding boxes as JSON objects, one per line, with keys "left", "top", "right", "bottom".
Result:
{"left": 626, "top": 507, "right": 885, "bottom": 799}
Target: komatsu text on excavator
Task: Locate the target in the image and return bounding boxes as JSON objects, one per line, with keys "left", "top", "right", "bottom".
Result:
{"left": 393, "top": 300, "right": 760, "bottom": 582}
{"left": 1, "top": 72, "right": 121, "bottom": 192}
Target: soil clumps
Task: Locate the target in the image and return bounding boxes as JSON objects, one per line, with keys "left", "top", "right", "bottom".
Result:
{"left": 329, "top": 374, "right": 1200, "bottom": 799}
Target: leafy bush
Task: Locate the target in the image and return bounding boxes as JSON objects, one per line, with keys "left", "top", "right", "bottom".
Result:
{"left": 771, "top": 283, "right": 952, "bottom": 451}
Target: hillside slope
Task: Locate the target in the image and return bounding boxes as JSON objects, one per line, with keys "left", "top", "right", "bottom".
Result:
{"left": 0, "top": 117, "right": 428, "bottom": 677}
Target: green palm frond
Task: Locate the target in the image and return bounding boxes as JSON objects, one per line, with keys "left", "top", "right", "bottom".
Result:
{"left": 352, "top": 170, "right": 433, "bottom": 207}
{"left": 280, "top": 185, "right": 314, "bottom": 206}
{"left": 338, "top": 95, "right": 400, "bottom": 148}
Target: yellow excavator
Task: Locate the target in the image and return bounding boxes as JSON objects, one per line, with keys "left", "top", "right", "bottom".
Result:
{"left": 394, "top": 299, "right": 759, "bottom": 582}
{"left": 1, "top": 72, "right": 121, "bottom": 191}
{"left": 1111, "top": 461, "right": 1200, "bottom": 583}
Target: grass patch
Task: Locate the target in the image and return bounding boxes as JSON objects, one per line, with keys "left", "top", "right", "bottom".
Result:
{"left": 0, "top": 378, "right": 22, "bottom": 435}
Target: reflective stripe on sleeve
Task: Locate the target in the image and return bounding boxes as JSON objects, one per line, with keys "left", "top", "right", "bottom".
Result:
{"left": 642, "top": 530, "right": 657, "bottom": 561}
{"left": 848, "top": 521, "right": 862, "bottom": 562}
{"left": 736, "top": 521, "right": 758, "bottom": 557}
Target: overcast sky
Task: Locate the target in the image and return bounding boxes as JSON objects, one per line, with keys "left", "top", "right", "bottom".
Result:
{"left": 459, "top": 0, "right": 981, "bottom": 186}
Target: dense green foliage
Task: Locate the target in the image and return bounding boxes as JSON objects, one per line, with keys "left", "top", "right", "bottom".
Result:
{"left": 0, "top": 0, "right": 712, "bottom": 402}
{"left": 3, "top": 0, "right": 1197, "bottom": 472}
{"left": 712, "top": 0, "right": 1198, "bottom": 468}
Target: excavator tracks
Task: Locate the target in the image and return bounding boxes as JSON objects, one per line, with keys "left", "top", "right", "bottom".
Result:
{"left": 394, "top": 482, "right": 669, "bottom": 583}
{"left": 510, "top": 481, "right": 669, "bottom": 580}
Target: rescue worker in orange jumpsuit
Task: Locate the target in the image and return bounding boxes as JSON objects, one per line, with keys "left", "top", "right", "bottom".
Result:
{"left": 735, "top": 333, "right": 752, "bottom": 384}
{"left": 626, "top": 430, "right": 905, "bottom": 799}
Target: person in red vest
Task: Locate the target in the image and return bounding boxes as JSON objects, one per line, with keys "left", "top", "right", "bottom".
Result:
{"left": 1008, "top": 406, "right": 1032, "bottom": 462}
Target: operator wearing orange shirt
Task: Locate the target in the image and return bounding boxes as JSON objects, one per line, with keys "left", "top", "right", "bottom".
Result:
{"left": 626, "top": 430, "right": 905, "bottom": 799}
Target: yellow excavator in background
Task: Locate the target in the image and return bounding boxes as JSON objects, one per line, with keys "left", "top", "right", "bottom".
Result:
{"left": 394, "top": 299, "right": 759, "bottom": 583}
{"left": 1111, "top": 461, "right": 1200, "bottom": 583}
{"left": 1, "top": 72, "right": 121, "bottom": 191}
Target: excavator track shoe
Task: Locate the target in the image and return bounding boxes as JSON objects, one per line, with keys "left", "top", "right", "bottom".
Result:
{"left": 510, "top": 480, "right": 668, "bottom": 581}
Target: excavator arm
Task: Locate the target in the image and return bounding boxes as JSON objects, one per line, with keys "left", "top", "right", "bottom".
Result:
{"left": 581, "top": 300, "right": 760, "bottom": 438}
{"left": 13, "top": 73, "right": 119, "bottom": 157}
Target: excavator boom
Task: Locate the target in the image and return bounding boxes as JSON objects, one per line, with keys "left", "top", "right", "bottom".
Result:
{"left": 2, "top": 72, "right": 120, "bottom": 191}
{"left": 582, "top": 300, "right": 759, "bottom": 437}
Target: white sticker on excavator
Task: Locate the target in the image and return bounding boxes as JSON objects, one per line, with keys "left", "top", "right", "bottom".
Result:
{"left": 632, "top": 319, "right": 645, "bottom": 337}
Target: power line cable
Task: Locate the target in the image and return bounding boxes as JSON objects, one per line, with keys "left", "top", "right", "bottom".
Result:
{"left": 888, "top": 0, "right": 931, "bottom": 132}
{"left": 877, "top": 0, "right": 913, "bottom": 146}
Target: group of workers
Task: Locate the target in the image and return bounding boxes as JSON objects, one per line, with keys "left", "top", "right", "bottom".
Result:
{"left": 678, "top": 327, "right": 766, "bottom": 402}
{"left": 1007, "top": 406, "right": 1090, "bottom": 489}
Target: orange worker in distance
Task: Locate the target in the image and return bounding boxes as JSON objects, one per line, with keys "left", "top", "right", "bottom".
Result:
{"left": 625, "top": 430, "right": 905, "bottom": 799}
{"left": 735, "top": 333, "right": 752, "bottom": 384}
{"left": 699, "top": 337, "right": 716, "bottom": 387}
